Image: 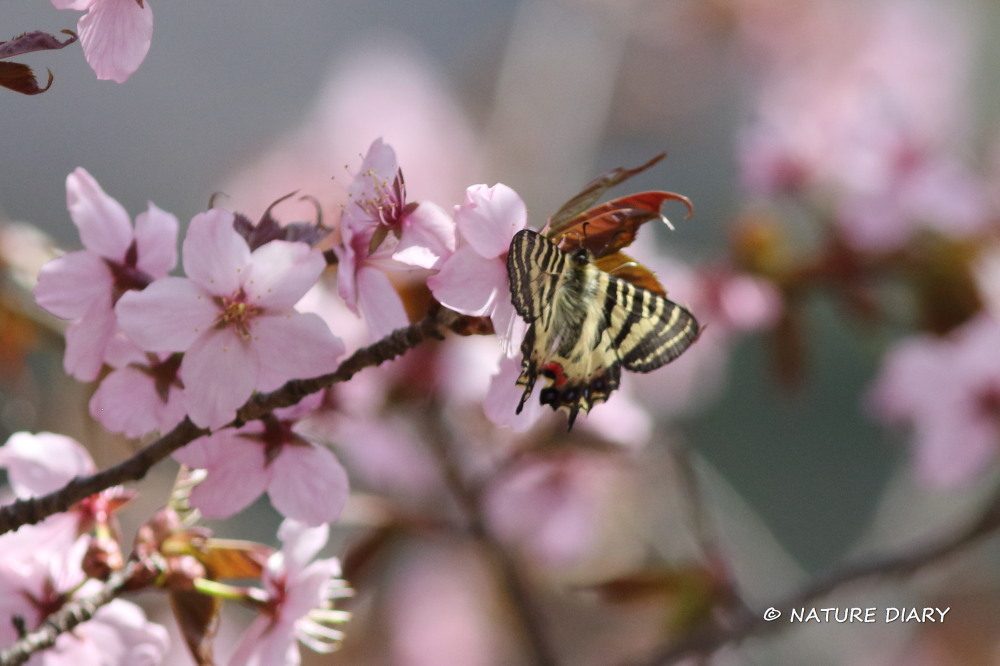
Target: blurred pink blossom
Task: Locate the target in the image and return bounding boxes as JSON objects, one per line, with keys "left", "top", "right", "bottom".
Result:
{"left": 869, "top": 314, "right": 1000, "bottom": 487}
{"left": 34, "top": 168, "right": 178, "bottom": 382}
{"left": 387, "top": 546, "right": 505, "bottom": 666}
{"left": 226, "top": 520, "right": 349, "bottom": 666}
{"left": 116, "top": 209, "right": 344, "bottom": 428}
{"left": 51, "top": 0, "right": 153, "bottom": 83}
{"left": 220, "top": 43, "right": 481, "bottom": 227}
{"left": 484, "top": 451, "right": 631, "bottom": 567}
{"left": 0, "top": 432, "right": 130, "bottom": 556}
{"left": 737, "top": 0, "right": 992, "bottom": 250}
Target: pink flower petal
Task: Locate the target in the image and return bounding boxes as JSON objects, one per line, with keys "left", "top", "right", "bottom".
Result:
{"left": 51, "top": 0, "right": 96, "bottom": 10}
{"left": 247, "top": 241, "right": 325, "bottom": 311}
{"left": 427, "top": 245, "right": 505, "bottom": 317}
{"left": 115, "top": 277, "right": 217, "bottom": 352}
{"left": 456, "top": 184, "right": 526, "bottom": 258}
{"left": 133, "top": 203, "right": 179, "bottom": 276}
{"left": 34, "top": 250, "right": 112, "bottom": 319}
{"left": 182, "top": 328, "right": 259, "bottom": 429}
{"left": 66, "top": 168, "right": 133, "bottom": 260}
{"left": 78, "top": 0, "right": 153, "bottom": 84}
{"left": 269, "top": 445, "right": 349, "bottom": 526}
{"left": 182, "top": 436, "right": 268, "bottom": 519}
{"left": 63, "top": 299, "right": 116, "bottom": 381}
{"left": 483, "top": 356, "right": 545, "bottom": 431}
{"left": 0, "top": 432, "right": 95, "bottom": 497}
{"left": 253, "top": 313, "right": 343, "bottom": 392}
{"left": 90, "top": 364, "right": 185, "bottom": 438}
{"left": 357, "top": 266, "right": 409, "bottom": 340}
{"left": 392, "top": 201, "right": 456, "bottom": 270}
{"left": 182, "top": 210, "right": 249, "bottom": 296}
{"left": 275, "top": 521, "right": 330, "bottom": 580}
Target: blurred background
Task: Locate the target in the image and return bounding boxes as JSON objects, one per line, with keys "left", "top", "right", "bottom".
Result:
{"left": 4, "top": 0, "right": 1000, "bottom": 663}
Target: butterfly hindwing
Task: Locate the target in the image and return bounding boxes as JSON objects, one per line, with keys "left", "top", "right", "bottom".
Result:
{"left": 507, "top": 229, "right": 700, "bottom": 428}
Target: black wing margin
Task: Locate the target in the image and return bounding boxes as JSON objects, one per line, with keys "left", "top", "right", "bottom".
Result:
{"left": 604, "top": 274, "right": 701, "bottom": 373}
{"left": 506, "top": 229, "right": 566, "bottom": 321}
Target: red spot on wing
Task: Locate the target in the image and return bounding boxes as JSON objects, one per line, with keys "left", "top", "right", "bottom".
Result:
{"left": 542, "top": 362, "right": 568, "bottom": 387}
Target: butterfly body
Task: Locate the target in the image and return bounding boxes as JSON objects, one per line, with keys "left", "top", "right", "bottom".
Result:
{"left": 507, "top": 228, "right": 699, "bottom": 428}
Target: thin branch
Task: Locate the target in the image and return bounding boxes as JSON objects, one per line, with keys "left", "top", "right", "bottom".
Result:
{"left": 420, "top": 413, "right": 559, "bottom": 666}
{"left": 0, "top": 419, "right": 205, "bottom": 536}
{"left": 0, "top": 562, "right": 139, "bottom": 666}
{"left": 632, "top": 484, "right": 1000, "bottom": 665}
{"left": 0, "top": 307, "right": 465, "bottom": 537}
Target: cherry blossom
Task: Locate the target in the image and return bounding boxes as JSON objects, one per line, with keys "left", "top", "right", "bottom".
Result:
{"left": 115, "top": 209, "right": 344, "bottom": 429}
{"left": 0, "top": 432, "right": 132, "bottom": 556}
{"left": 334, "top": 138, "right": 455, "bottom": 340}
{"left": 34, "top": 168, "right": 178, "bottom": 382}
{"left": 0, "top": 546, "right": 168, "bottom": 665}
{"left": 427, "top": 182, "right": 528, "bottom": 353}
{"left": 51, "top": 0, "right": 154, "bottom": 83}
{"left": 736, "top": 0, "right": 991, "bottom": 251}
{"left": 174, "top": 397, "right": 349, "bottom": 526}
{"left": 89, "top": 340, "right": 186, "bottom": 439}
{"left": 869, "top": 314, "right": 1000, "bottom": 487}
{"left": 226, "top": 520, "right": 349, "bottom": 666}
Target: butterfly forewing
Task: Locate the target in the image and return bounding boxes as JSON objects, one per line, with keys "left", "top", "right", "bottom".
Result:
{"left": 507, "top": 229, "right": 699, "bottom": 428}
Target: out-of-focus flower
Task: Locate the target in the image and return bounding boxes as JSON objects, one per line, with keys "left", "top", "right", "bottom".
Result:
{"left": 50, "top": 0, "right": 153, "bottom": 83}
{"left": 115, "top": 209, "right": 344, "bottom": 428}
{"left": 428, "top": 183, "right": 528, "bottom": 353}
{"left": 0, "top": 554, "right": 170, "bottom": 664}
{"left": 483, "top": 451, "right": 639, "bottom": 570}
{"left": 226, "top": 520, "right": 350, "bottom": 666}
{"left": 174, "top": 397, "right": 349, "bottom": 526}
{"left": 386, "top": 545, "right": 506, "bottom": 666}
{"left": 0, "top": 432, "right": 132, "bottom": 555}
{"left": 334, "top": 139, "right": 455, "bottom": 340}
{"left": 220, "top": 43, "right": 481, "bottom": 225}
{"left": 737, "top": 0, "right": 991, "bottom": 251}
{"left": 869, "top": 314, "right": 1000, "bottom": 487}
{"left": 34, "top": 168, "right": 178, "bottom": 382}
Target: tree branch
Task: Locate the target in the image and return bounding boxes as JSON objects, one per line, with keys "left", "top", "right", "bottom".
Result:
{"left": 0, "top": 562, "right": 139, "bottom": 666}
{"left": 0, "top": 307, "right": 465, "bottom": 537}
{"left": 633, "top": 484, "right": 1000, "bottom": 665}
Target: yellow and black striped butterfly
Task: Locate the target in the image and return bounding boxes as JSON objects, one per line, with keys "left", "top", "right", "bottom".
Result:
{"left": 506, "top": 156, "right": 700, "bottom": 428}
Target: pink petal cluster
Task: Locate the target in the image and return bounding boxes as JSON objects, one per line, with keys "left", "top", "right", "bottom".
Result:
{"left": 737, "top": 0, "right": 991, "bottom": 251}
{"left": 89, "top": 341, "right": 186, "bottom": 438}
{"left": 335, "top": 138, "right": 455, "bottom": 340}
{"left": 116, "top": 209, "right": 344, "bottom": 429}
{"left": 51, "top": 0, "right": 153, "bottom": 83}
{"left": 0, "top": 433, "right": 168, "bottom": 663}
{"left": 0, "top": 432, "right": 106, "bottom": 554}
{"left": 227, "top": 520, "right": 349, "bottom": 665}
{"left": 427, "top": 183, "right": 528, "bottom": 353}
{"left": 869, "top": 315, "right": 1000, "bottom": 487}
{"left": 174, "top": 397, "right": 349, "bottom": 526}
{"left": 34, "top": 168, "right": 178, "bottom": 382}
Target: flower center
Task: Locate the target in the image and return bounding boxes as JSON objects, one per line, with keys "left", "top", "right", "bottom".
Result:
{"left": 216, "top": 288, "right": 261, "bottom": 337}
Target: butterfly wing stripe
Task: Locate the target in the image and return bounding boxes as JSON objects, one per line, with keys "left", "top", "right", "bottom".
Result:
{"left": 621, "top": 303, "right": 699, "bottom": 371}
{"left": 508, "top": 229, "right": 566, "bottom": 321}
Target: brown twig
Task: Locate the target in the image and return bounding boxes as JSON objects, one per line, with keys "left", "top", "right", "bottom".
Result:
{"left": 0, "top": 561, "right": 139, "bottom": 666}
{"left": 421, "top": 413, "right": 559, "bottom": 666}
{"left": 632, "top": 484, "right": 1000, "bottom": 665}
{"left": 0, "top": 307, "right": 464, "bottom": 538}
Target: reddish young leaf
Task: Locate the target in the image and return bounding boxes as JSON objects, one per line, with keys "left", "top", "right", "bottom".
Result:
{"left": 548, "top": 153, "right": 667, "bottom": 229}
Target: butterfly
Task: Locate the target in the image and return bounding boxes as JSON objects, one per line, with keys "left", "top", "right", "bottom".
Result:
{"left": 505, "top": 155, "right": 701, "bottom": 428}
